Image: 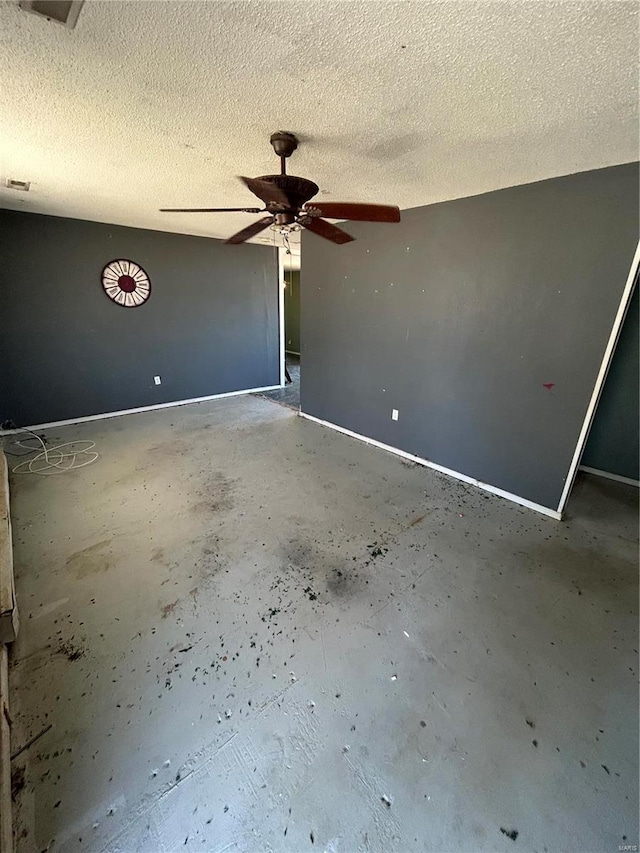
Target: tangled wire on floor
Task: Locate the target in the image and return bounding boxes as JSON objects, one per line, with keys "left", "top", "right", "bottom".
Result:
{"left": 4, "top": 428, "right": 98, "bottom": 475}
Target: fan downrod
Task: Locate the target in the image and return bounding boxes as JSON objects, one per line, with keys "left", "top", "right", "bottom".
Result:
{"left": 270, "top": 132, "right": 298, "bottom": 176}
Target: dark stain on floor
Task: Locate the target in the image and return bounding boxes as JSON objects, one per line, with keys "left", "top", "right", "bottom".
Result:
{"left": 161, "top": 600, "right": 180, "bottom": 619}
{"left": 500, "top": 827, "right": 519, "bottom": 841}
{"left": 192, "top": 472, "right": 235, "bottom": 515}
{"left": 65, "top": 539, "right": 113, "bottom": 578}
{"left": 57, "top": 640, "right": 85, "bottom": 662}
{"left": 11, "top": 764, "right": 26, "bottom": 801}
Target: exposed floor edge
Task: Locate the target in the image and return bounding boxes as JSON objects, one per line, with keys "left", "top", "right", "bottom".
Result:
{"left": 0, "top": 644, "right": 10, "bottom": 853}
{"left": 579, "top": 465, "right": 640, "bottom": 487}
{"left": 299, "top": 411, "right": 562, "bottom": 520}
{"left": 254, "top": 394, "right": 299, "bottom": 413}
{"left": 0, "top": 385, "right": 281, "bottom": 434}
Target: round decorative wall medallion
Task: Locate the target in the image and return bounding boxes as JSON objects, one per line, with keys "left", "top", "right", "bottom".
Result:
{"left": 101, "top": 259, "right": 151, "bottom": 307}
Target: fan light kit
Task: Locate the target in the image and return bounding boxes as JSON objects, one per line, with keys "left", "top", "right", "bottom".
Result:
{"left": 161, "top": 131, "right": 401, "bottom": 245}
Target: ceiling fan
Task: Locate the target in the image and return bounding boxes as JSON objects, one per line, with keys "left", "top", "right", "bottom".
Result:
{"left": 160, "top": 131, "right": 401, "bottom": 245}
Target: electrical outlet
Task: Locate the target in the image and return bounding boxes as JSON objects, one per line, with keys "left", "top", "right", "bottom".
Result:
{"left": 392, "top": 409, "right": 399, "bottom": 421}
{"left": 154, "top": 375, "right": 162, "bottom": 385}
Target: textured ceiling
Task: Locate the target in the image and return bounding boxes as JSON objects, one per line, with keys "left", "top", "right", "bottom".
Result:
{"left": 0, "top": 0, "right": 637, "bottom": 250}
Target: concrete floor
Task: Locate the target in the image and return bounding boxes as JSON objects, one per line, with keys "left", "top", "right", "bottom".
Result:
{"left": 5, "top": 395, "right": 638, "bottom": 853}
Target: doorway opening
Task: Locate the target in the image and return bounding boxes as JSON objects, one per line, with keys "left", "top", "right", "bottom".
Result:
{"left": 260, "top": 252, "right": 301, "bottom": 410}
{"left": 561, "top": 249, "right": 640, "bottom": 513}
{"left": 282, "top": 266, "right": 300, "bottom": 400}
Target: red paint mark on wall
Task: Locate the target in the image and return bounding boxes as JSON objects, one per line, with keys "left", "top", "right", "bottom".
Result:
{"left": 543, "top": 383, "right": 555, "bottom": 390}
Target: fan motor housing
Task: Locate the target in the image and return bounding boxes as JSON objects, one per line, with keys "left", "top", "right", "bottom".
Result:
{"left": 255, "top": 175, "right": 320, "bottom": 211}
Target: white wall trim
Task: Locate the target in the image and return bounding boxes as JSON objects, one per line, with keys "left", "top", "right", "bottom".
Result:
{"left": 299, "top": 411, "right": 562, "bottom": 520}
{"left": 278, "top": 248, "right": 286, "bottom": 388}
{"left": 579, "top": 465, "right": 640, "bottom": 488}
{"left": 0, "top": 385, "right": 281, "bottom": 434}
{"left": 556, "top": 240, "right": 640, "bottom": 515}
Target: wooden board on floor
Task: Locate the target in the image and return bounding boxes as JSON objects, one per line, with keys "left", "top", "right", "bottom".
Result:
{"left": 0, "top": 453, "right": 18, "bottom": 645}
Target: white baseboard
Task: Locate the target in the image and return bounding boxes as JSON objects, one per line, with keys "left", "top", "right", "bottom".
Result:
{"left": 0, "top": 385, "right": 281, "bottom": 434}
{"left": 579, "top": 465, "right": 640, "bottom": 487}
{"left": 299, "top": 412, "right": 562, "bottom": 520}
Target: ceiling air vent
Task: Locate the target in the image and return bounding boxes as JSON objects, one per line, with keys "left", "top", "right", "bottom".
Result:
{"left": 18, "top": 0, "right": 84, "bottom": 29}
{"left": 6, "top": 178, "right": 30, "bottom": 191}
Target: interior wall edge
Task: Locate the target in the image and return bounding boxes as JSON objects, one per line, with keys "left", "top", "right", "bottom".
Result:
{"left": 555, "top": 238, "right": 640, "bottom": 514}
{"left": 0, "top": 385, "right": 280, "bottom": 435}
{"left": 398, "top": 159, "right": 640, "bottom": 216}
{"left": 298, "top": 411, "right": 563, "bottom": 520}
{"left": 278, "top": 248, "right": 286, "bottom": 387}
{"left": 0, "top": 204, "right": 236, "bottom": 244}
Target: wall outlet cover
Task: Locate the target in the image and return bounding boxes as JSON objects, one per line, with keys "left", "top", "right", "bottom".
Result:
{"left": 392, "top": 409, "right": 399, "bottom": 421}
{"left": 154, "top": 376, "right": 162, "bottom": 385}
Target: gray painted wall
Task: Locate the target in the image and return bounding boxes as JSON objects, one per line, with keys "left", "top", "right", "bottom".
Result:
{"left": 582, "top": 281, "right": 639, "bottom": 480}
{"left": 0, "top": 210, "right": 279, "bottom": 426}
{"left": 301, "top": 163, "right": 639, "bottom": 511}
{"left": 284, "top": 270, "right": 301, "bottom": 354}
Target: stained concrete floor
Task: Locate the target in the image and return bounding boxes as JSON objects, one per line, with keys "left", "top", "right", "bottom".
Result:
{"left": 5, "top": 394, "right": 638, "bottom": 853}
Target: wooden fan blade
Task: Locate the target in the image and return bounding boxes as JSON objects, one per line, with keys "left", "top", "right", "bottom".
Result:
{"left": 225, "top": 216, "right": 275, "bottom": 245}
{"left": 303, "top": 202, "right": 401, "bottom": 222}
{"left": 160, "top": 207, "right": 263, "bottom": 213}
{"left": 239, "top": 176, "right": 290, "bottom": 207}
{"left": 300, "top": 216, "right": 355, "bottom": 244}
